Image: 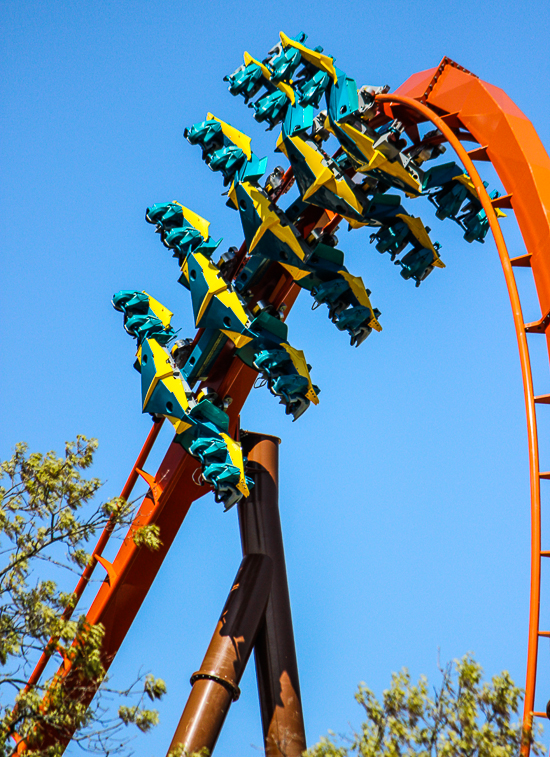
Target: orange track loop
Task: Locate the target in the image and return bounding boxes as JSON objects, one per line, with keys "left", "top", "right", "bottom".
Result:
{"left": 378, "top": 61, "right": 550, "bottom": 754}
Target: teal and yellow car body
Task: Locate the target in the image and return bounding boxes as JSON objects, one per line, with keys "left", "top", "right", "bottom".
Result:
{"left": 228, "top": 180, "right": 308, "bottom": 266}
{"left": 224, "top": 169, "right": 383, "bottom": 346}
{"left": 113, "top": 289, "right": 252, "bottom": 510}
{"left": 326, "top": 118, "right": 423, "bottom": 196}
{"left": 222, "top": 28, "right": 504, "bottom": 254}
{"left": 426, "top": 170, "right": 506, "bottom": 243}
{"left": 146, "top": 201, "right": 320, "bottom": 421}
{"left": 114, "top": 30, "right": 509, "bottom": 506}
{"left": 179, "top": 249, "right": 250, "bottom": 332}
{"left": 276, "top": 128, "right": 370, "bottom": 224}
{"left": 371, "top": 213, "right": 445, "bottom": 286}
{"left": 185, "top": 113, "right": 267, "bottom": 184}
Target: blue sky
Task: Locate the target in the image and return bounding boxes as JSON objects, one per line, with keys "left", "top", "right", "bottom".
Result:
{"left": 2, "top": 0, "right": 550, "bottom": 754}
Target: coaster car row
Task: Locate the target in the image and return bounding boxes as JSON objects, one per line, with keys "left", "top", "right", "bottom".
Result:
{"left": 225, "top": 31, "right": 504, "bottom": 247}
{"left": 113, "top": 289, "right": 252, "bottom": 511}
{"left": 113, "top": 31, "right": 506, "bottom": 511}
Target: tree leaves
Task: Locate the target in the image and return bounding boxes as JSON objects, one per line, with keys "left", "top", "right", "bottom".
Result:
{"left": 132, "top": 524, "right": 161, "bottom": 551}
{"left": 0, "top": 437, "right": 166, "bottom": 757}
{"left": 306, "top": 656, "right": 545, "bottom": 756}
{"left": 144, "top": 675, "right": 167, "bottom": 702}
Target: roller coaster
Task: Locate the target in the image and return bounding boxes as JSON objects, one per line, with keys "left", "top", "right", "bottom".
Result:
{"left": 15, "top": 32, "right": 550, "bottom": 757}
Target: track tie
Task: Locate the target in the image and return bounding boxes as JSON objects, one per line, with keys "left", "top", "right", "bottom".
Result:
{"left": 439, "top": 110, "right": 461, "bottom": 122}
{"left": 525, "top": 310, "right": 550, "bottom": 333}
{"left": 491, "top": 193, "right": 513, "bottom": 209}
{"left": 95, "top": 555, "right": 118, "bottom": 586}
{"left": 535, "top": 394, "right": 550, "bottom": 404}
{"left": 541, "top": 551, "right": 550, "bottom": 557}
{"left": 538, "top": 631, "right": 550, "bottom": 637}
{"left": 467, "top": 145, "right": 490, "bottom": 161}
{"left": 135, "top": 467, "right": 163, "bottom": 506}
{"left": 510, "top": 253, "right": 532, "bottom": 267}
{"left": 532, "top": 712, "right": 548, "bottom": 718}
{"left": 539, "top": 472, "right": 550, "bottom": 480}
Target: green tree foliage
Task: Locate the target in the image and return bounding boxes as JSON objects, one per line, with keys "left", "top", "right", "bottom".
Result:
{"left": 167, "top": 748, "right": 210, "bottom": 757}
{"left": 306, "top": 656, "right": 544, "bottom": 757}
{"left": 0, "top": 436, "right": 166, "bottom": 756}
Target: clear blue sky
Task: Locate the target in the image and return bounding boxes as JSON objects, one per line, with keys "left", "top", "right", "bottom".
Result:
{"left": 2, "top": 1, "right": 550, "bottom": 754}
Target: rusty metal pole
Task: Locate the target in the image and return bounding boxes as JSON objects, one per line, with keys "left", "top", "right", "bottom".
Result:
{"left": 239, "top": 431, "right": 307, "bottom": 757}
{"left": 167, "top": 553, "right": 272, "bottom": 756}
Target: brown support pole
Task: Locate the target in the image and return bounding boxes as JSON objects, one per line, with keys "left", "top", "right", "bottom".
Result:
{"left": 239, "top": 431, "right": 307, "bottom": 757}
{"left": 167, "top": 553, "right": 272, "bottom": 756}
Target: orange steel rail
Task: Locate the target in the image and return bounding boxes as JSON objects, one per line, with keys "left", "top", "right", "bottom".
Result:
{"left": 22, "top": 61, "right": 550, "bottom": 756}
{"left": 12, "top": 417, "right": 165, "bottom": 751}
{"left": 10, "top": 417, "right": 167, "bottom": 751}
{"left": 376, "top": 58, "right": 550, "bottom": 753}
{"left": 22, "top": 418, "right": 165, "bottom": 694}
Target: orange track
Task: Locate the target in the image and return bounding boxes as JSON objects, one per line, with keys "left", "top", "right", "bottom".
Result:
{"left": 377, "top": 58, "right": 550, "bottom": 752}
{"left": 23, "top": 60, "right": 550, "bottom": 755}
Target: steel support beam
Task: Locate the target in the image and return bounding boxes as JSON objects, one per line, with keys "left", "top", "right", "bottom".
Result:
{"left": 239, "top": 431, "right": 307, "bottom": 757}
{"left": 167, "top": 553, "right": 272, "bottom": 756}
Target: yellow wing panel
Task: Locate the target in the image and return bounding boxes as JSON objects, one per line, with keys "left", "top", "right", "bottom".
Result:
{"left": 244, "top": 51, "right": 271, "bottom": 80}
{"left": 192, "top": 253, "right": 249, "bottom": 328}
{"left": 161, "top": 374, "right": 191, "bottom": 412}
{"left": 337, "top": 272, "right": 382, "bottom": 332}
{"left": 279, "top": 31, "right": 337, "bottom": 82}
{"left": 220, "top": 433, "right": 250, "bottom": 497}
{"left": 274, "top": 80, "right": 295, "bottom": 104}
{"left": 271, "top": 222, "right": 306, "bottom": 262}
{"left": 396, "top": 215, "right": 445, "bottom": 268}
{"left": 249, "top": 215, "right": 280, "bottom": 253}
{"left": 142, "top": 339, "right": 175, "bottom": 409}
{"left": 454, "top": 173, "right": 479, "bottom": 199}
{"left": 144, "top": 294, "right": 173, "bottom": 328}
{"left": 216, "top": 290, "right": 250, "bottom": 327}
{"left": 276, "top": 131, "right": 289, "bottom": 158}
{"left": 165, "top": 416, "right": 193, "bottom": 435}
{"left": 243, "top": 182, "right": 306, "bottom": 261}
{"left": 206, "top": 113, "right": 252, "bottom": 160}
{"left": 337, "top": 122, "right": 376, "bottom": 166}
{"left": 195, "top": 254, "right": 229, "bottom": 297}
{"left": 396, "top": 214, "right": 436, "bottom": 254}
{"left": 220, "top": 329, "right": 254, "bottom": 348}
{"left": 281, "top": 344, "right": 319, "bottom": 405}
{"left": 367, "top": 154, "right": 421, "bottom": 194}
{"left": 173, "top": 202, "right": 210, "bottom": 240}
{"left": 279, "top": 262, "right": 311, "bottom": 281}
{"left": 287, "top": 135, "right": 364, "bottom": 218}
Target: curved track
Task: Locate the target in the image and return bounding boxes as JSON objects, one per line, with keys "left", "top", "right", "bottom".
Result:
{"left": 376, "top": 61, "right": 550, "bottom": 748}
{"left": 18, "top": 57, "right": 550, "bottom": 756}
